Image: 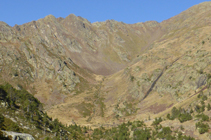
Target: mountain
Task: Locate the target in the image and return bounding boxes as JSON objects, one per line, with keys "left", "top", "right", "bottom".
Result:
{"left": 1, "top": 1, "right": 211, "bottom": 139}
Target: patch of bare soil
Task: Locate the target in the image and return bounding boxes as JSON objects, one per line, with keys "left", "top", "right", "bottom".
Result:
{"left": 148, "top": 103, "right": 174, "bottom": 114}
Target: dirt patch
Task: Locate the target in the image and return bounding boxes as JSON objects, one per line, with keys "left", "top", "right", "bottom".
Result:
{"left": 148, "top": 103, "right": 173, "bottom": 114}
{"left": 185, "top": 130, "right": 195, "bottom": 139}
{"left": 46, "top": 90, "right": 67, "bottom": 107}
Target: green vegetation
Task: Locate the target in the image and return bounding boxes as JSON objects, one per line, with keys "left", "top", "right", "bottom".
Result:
{"left": 165, "top": 93, "right": 211, "bottom": 136}
{"left": 152, "top": 117, "right": 162, "bottom": 126}
{"left": 195, "top": 113, "right": 209, "bottom": 122}
{"left": 156, "top": 127, "right": 172, "bottom": 139}
{"left": 167, "top": 107, "right": 192, "bottom": 123}
{"left": 3, "top": 117, "right": 22, "bottom": 132}
{"left": 195, "top": 104, "right": 205, "bottom": 113}
{"left": 0, "top": 114, "right": 4, "bottom": 129}
{"left": 134, "top": 127, "right": 151, "bottom": 140}
{"left": 92, "top": 123, "right": 130, "bottom": 140}
{"left": 130, "top": 75, "right": 135, "bottom": 82}
{"left": 197, "top": 69, "right": 204, "bottom": 74}
{"left": 91, "top": 120, "right": 195, "bottom": 140}
{"left": 0, "top": 83, "right": 90, "bottom": 139}
{"left": 131, "top": 120, "right": 145, "bottom": 130}
{"left": 95, "top": 97, "right": 106, "bottom": 117}
{"left": 0, "top": 114, "right": 12, "bottom": 139}
{"left": 207, "top": 103, "right": 211, "bottom": 111}
{"left": 178, "top": 113, "right": 192, "bottom": 123}
{"left": 0, "top": 83, "right": 208, "bottom": 139}
{"left": 195, "top": 122, "right": 209, "bottom": 134}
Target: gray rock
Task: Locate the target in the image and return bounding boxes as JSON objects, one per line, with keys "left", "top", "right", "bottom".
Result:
{"left": 2, "top": 131, "right": 35, "bottom": 140}
{"left": 0, "top": 102, "right": 8, "bottom": 107}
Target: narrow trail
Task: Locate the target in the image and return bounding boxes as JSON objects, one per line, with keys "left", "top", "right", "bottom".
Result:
{"left": 188, "top": 85, "right": 208, "bottom": 99}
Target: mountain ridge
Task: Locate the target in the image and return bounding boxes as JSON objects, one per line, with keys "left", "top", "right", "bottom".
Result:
{"left": 1, "top": 2, "right": 211, "bottom": 139}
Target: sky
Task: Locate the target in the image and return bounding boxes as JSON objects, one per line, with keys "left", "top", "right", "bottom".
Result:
{"left": 0, "top": 0, "right": 208, "bottom": 27}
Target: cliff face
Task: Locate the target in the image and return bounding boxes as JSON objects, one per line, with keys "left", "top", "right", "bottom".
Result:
{"left": 1, "top": 1, "right": 211, "bottom": 133}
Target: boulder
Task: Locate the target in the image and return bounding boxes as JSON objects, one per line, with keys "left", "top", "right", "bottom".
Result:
{"left": 2, "top": 131, "right": 35, "bottom": 140}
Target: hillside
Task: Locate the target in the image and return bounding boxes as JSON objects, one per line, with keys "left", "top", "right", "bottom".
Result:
{"left": 1, "top": 1, "right": 211, "bottom": 139}
{"left": 0, "top": 83, "right": 196, "bottom": 139}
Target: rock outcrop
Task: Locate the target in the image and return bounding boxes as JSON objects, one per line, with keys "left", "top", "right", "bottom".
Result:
{"left": 2, "top": 131, "right": 35, "bottom": 140}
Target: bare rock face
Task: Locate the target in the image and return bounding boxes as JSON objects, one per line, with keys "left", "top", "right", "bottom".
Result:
{"left": 2, "top": 131, "right": 35, "bottom": 140}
